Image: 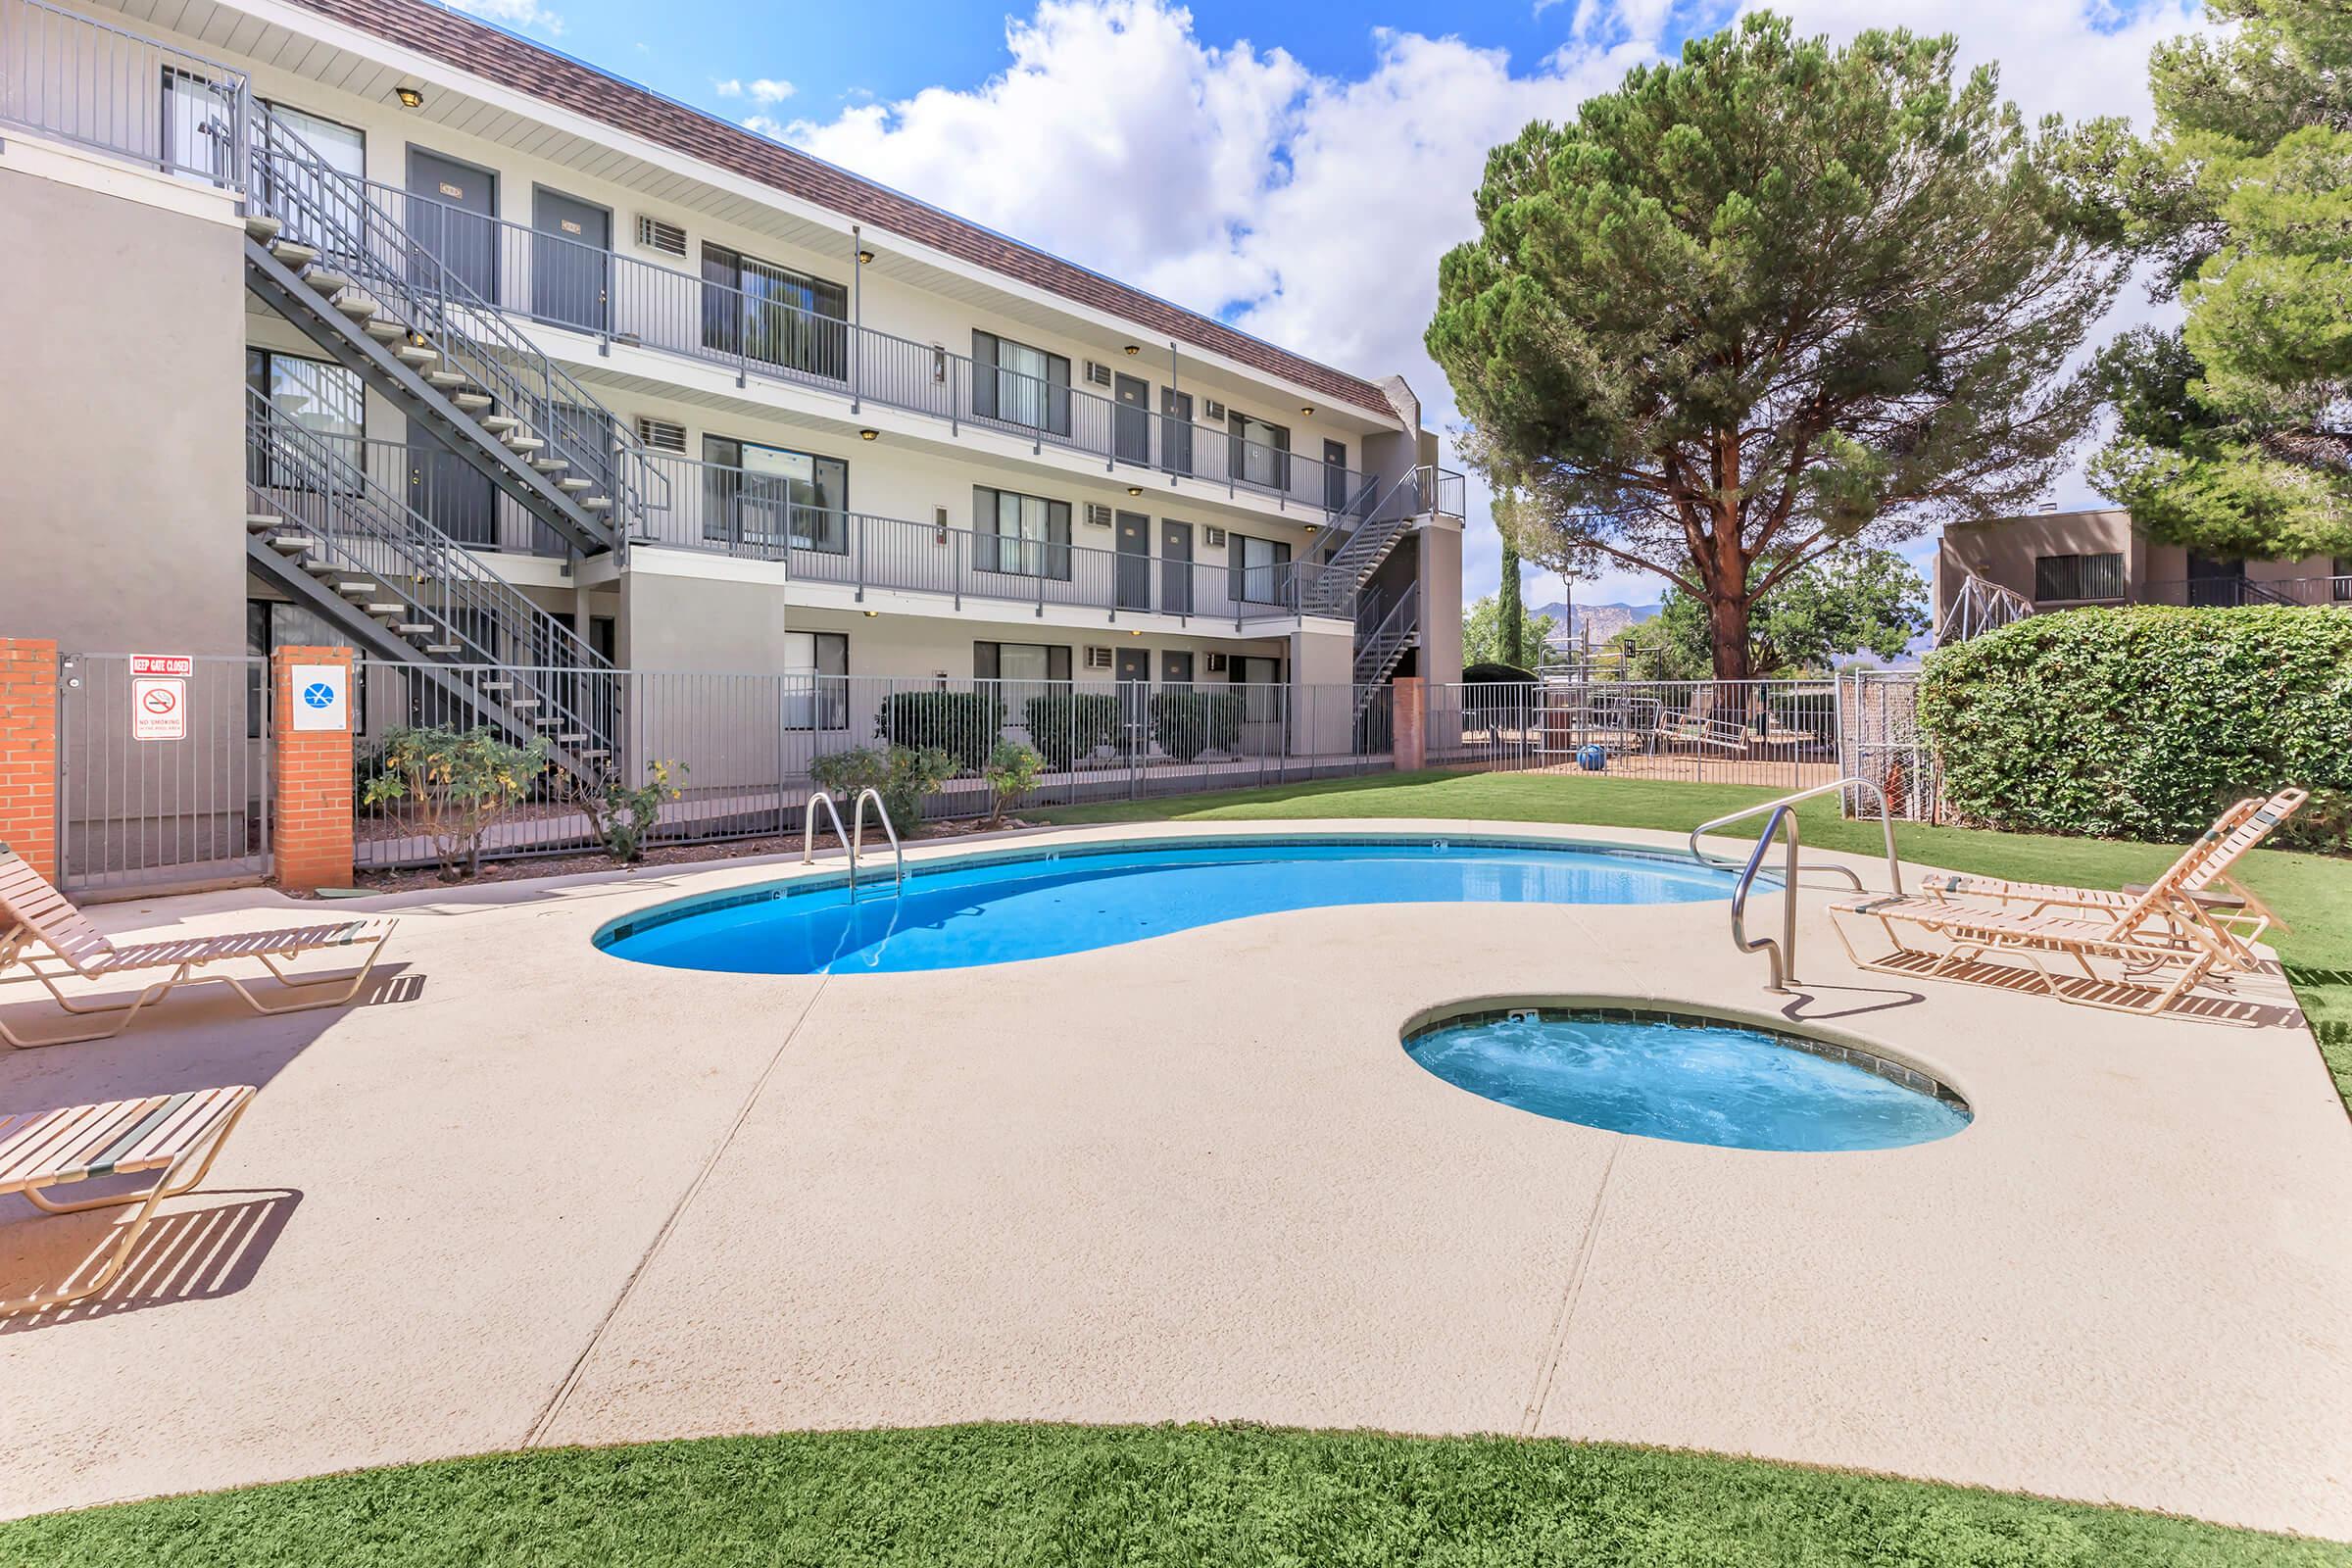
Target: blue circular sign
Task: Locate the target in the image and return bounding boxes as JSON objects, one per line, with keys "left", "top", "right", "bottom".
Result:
{"left": 302, "top": 681, "right": 337, "bottom": 710}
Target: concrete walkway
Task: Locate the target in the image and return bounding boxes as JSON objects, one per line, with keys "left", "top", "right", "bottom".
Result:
{"left": 1, "top": 819, "right": 2346, "bottom": 1538}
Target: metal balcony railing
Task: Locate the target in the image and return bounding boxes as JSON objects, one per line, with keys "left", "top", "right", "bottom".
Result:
{"left": 2140, "top": 575, "right": 2352, "bottom": 609}
{"left": 340, "top": 179, "right": 1379, "bottom": 514}
{"left": 0, "top": 0, "right": 248, "bottom": 188}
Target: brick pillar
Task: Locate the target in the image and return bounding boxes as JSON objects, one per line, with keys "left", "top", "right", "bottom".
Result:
{"left": 0, "top": 639, "right": 60, "bottom": 880}
{"left": 1394, "top": 675, "right": 1427, "bottom": 771}
{"left": 272, "top": 646, "right": 355, "bottom": 891}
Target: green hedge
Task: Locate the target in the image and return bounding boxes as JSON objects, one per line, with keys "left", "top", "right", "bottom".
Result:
{"left": 1917, "top": 606, "right": 2352, "bottom": 839}
{"left": 875, "top": 692, "right": 1005, "bottom": 774}
{"left": 1021, "top": 693, "right": 1121, "bottom": 770}
{"left": 1148, "top": 690, "right": 1244, "bottom": 762}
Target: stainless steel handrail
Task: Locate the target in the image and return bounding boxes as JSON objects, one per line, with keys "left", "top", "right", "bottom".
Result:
{"left": 851, "top": 788, "right": 906, "bottom": 896}
{"left": 802, "top": 790, "right": 859, "bottom": 898}
{"left": 1690, "top": 775, "right": 1904, "bottom": 994}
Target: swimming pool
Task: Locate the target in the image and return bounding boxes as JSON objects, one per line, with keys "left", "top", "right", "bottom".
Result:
{"left": 1403, "top": 1005, "right": 1970, "bottom": 1152}
{"left": 596, "top": 835, "right": 1740, "bottom": 975}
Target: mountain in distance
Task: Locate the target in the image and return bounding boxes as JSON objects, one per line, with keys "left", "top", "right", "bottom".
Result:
{"left": 1531, "top": 601, "right": 1660, "bottom": 647}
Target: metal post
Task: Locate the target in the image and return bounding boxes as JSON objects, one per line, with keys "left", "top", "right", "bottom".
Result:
{"left": 850, "top": 223, "right": 861, "bottom": 413}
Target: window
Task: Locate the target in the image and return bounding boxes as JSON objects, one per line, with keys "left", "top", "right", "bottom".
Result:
{"left": 1226, "top": 411, "right": 1292, "bottom": 491}
{"left": 971, "top": 330, "right": 1072, "bottom": 436}
{"left": 783, "top": 631, "right": 849, "bottom": 730}
{"left": 267, "top": 103, "right": 366, "bottom": 178}
{"left": 247, "top": 349, "right": 364, "bottom": 491}
{"left": 973, "top": 487, "right": 1072, "bottom": 579}
{"left": 701, "top": 244, "right": 847, "bottom": 379}
{"left": 1228, "top": 533, "right": 1293, "bottom": 607}
{"left": 973, "top": 642, "right": 1072, "bottom": 687}
{"left": 162, "top": 70, "right": 239, "bottom": 184}
{"left": 1229, "top": 654, "right": 1283, "bottom": 722}
{"left": 703, "top": 435, "right": 848, "bottom": 553}
{"left": 2033, "top": 552, "right": 2125, "bottom": 603}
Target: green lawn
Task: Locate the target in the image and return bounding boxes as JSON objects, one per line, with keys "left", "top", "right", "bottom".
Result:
{"left": 4, "top": 1424, "right": 2340, "bottom": 1567}
{"left": 1037, "top": 769, "right": 2352, "bottom": 1108}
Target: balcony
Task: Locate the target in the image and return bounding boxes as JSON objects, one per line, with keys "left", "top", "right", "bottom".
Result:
{"left": 0, "top": 0, "right": 248, "bottom": 187}
{"left": 339, "top": 179, "right": 1378, "bottom": 515}
{"left": 2139, "top": 575, "right": 2352, "bottom": 609}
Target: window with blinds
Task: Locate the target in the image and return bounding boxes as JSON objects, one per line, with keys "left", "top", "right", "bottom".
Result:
{"left": 2033, "top": 552, "right": 2125, "bottom": 603}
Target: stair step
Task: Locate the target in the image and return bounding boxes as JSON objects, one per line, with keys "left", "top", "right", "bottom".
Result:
{"left": 504, "top": 435, "right": 546, "bottom": 454}
{"left": 553, "top": 733, "right": 588, "bottom": 745}
{"left": 243, "top": 214, "right": 284, "bottom": 242}
{"left": 362, "top": 602, "right": 404, "bottom": 615}
{"left": 530, "top": 457, "right": 568, "bottom": 473}
{"left": 557, "top": 477, "right": 595, "bottom": 493}
{"left": 393, "top": 623, "right": 436, "bottom": 635}
{"left": 421, "top": 644, "right": 462, "bottom": 655}
{"left": 301, "top": 559, "right": 343, "bottom": 576}
{"left": 425, "top": 370, "right": 469, "bottom": 390}
{"left": 575, "top": 749, "right": 612, "bottom": 761}
{"left": 395, "top": 343, "right": 440, "bottom": 367}
{"left": 307, "top": 268, "right": 354, "bottom": 295}
{"left": 333, "top": 291, "right": 381, "bottom": 318}
{"left": 268, "top": 239, "right": 319, "bottom": 268}
{"left": 245, "top": 514, "right": 281, "bottom": 532}
{"left": 476, "top": 681, "right": 514, "bottom": 693}
{"left": 579, "top": 497, "right": 612, "bottom": 513}
{"left": 453, "top": 391, "right": 495, "bottom": 413}
{"left": 479, "top": 414, "right": 520, "bottom": 433}
{"left": 335, "top": 580, "right": 376, "bottom": 596}
{"left": 268, "top": 534, "right": 314, "bottom": 554}
{"left": 507, "top": 698, "right": 542, "bottom": 710}
{"left": 364, "top": 318, "right": 407, "bottom": 343}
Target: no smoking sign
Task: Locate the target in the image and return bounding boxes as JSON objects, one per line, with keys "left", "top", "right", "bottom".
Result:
{"left": 131, "top": 676, "right": 187, "bottom": 742}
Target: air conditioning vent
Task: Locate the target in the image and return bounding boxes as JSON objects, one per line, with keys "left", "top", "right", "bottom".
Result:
{"left": 635, "top": 215, "right": 687, "bottom": 257}
{"left": 1204, "top": 652, "right": 1229, "bottom": 672}
{"left": 1083, "top": 503, "right": 1114, "bottom": 528}
{"left": 1083, "top": 645, "right": 1114, "bottom": 670}
{"left": 1083, "top": 360, "right": 1111, "bottom": 387}
{"left": 1202, "top": 525, "right": 1228, "bottom": 548}
{"left": 635, "top": 416, "right": 687, "bottom": 453}
{"left": 1202, "top": 399, "right": 1227, "bottom": 422}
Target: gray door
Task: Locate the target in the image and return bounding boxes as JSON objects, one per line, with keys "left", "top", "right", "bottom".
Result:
{"left": 1115, "top": 646, "right": 1152, "bottom": 744}
{"left": 1161, "top": 388, "right": 1194, "bottom": 475}
{"left": 533, "top": 187, "right": 611, "bottom": 332}
{"left": 1322, "top": 439, "right": 1348, "bottom": 511}
{"left": 1159, "top": 651, "right": 1194, "bottom": 687}
{"left": 1114, "top": 373, "right": 1151, "bottom": 466}
{"left": 1115, "top": 511, "right": 1152, "bottom": 612}
{"left": 407, "top": 148, "right": 498, "bottom": 302}
{"left": 409, "top": 424, "right": 497, "bottom": 548}
{"left": 1160, "top": 519, "right": 1193, "bottom": 615}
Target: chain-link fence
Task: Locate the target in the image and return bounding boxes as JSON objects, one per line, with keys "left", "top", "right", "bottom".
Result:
{"left": 1838, "top": 670, "right": 1940, "bottom": 821}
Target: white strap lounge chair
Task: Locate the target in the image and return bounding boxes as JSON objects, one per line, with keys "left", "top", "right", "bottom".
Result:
{"left": 0, "top": 1085, "right": 256, "bottom": 1316}
{"left": 0, "top": 842, "right": 394, "bottom": 1049}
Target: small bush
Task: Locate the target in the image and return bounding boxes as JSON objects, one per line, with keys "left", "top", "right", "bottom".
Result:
{"left": 810, "top": 744, "right": 954, "bottom": 831}
{"left": 1148, "top": 690, "right": 1244, "bottom": 762}
{"left": 576, "top": 759, "right": 685, "bottom": 862}
{"left": 1021, "top": 692, "right": 1121, "bottom": 770}
{"left": 982, "top": 740, "right": 1045, "bottom": 826}
{"left": 1918, "top": 606, "right": 2352, "bottom": 841}
{"left": 360, "top": 724, "right": 549, "bottom": 881}
{"left": 875, "top": 692, "right": 1004, "bottom": 774}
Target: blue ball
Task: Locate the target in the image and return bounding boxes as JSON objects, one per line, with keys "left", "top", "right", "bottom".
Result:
{"left": 1577, "top": 744, "right": 1607, "bottom": 772}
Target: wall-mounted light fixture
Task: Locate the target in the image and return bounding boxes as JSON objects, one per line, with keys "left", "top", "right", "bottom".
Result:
{"left": 394, "top": 85, "right": 424, "bottom": 110}
{"left": 857, "top": 248, "right": 875, "bottom": 265}
{"left": 858, "top": 428, "right": 878, "bottom": 442}
{"left": 863, "top": 609, "right": 879, "bottom": 617}
{"left": 1122, "top": 344, "right": 1141, "bottom": 357}
{"left": 1299, "top": 405, "right": 1314, "bottom": 416}
{"left": 1126, "top": 485, "right": 1142, "bottom": 497}
{"left": 1303, "top": 522, "right": 1320, "bottom": 535}
{"left": 1129, "top": 628, "right": 1142, "bottom": 636}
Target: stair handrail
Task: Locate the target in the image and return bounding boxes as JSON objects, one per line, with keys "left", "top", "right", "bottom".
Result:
{"left": 1936, "top": 571, "right": 2032, "bottom": 647}
{"left": 1689, "top": 775, "right": 1903, "bottom": 993}
{"left": 249, "top": 394, "right": 617, "bottom": 760}
{"left": 244, "top": 104, "right": 665, "bottom": 534}
{"left": 850, "top": 788, "right": 906, "bottom": 896}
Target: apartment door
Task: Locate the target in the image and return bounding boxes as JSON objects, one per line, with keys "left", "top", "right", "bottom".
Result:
{"left": 2187, "top": 552, "right": 2245, "bottom": 607}
{"left": 1115, "top": 646, "right": 1152, "bottom": 748}
{"left": 1159, "top": 651, "right": 1194, "bottom": 688}
{"left": 1112, "top": 373, "right": 1152, "bottom": 466}
{"left": 1322, "top": 439, "right": 1348, "bottom": 511}
{"left": 1161, "top": 388, "right": 1194, "bottom": 475}
{"left": 406, "top": 148, "right": 498, "bottom": 302}
{"left": 1115, "top": 511, "right": 1152, "bottom": 612}
{"left": 532, "top": 187, "right": 612, "bottom": 332}
{"left": 409, "top": 425, "right": 497, "bottom": 547}
{"left": 1160, "top": 519, "right": 1194, "bottom": 615}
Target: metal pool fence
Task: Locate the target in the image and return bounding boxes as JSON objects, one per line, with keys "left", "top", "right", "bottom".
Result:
{"left": 1838, "top": 669, "right": 1941, "bottom": 821}
{"left": 1425, "top": 677, "right": 1847, "bottom": 794}
{"left": 55, "top": 653, "right": 271, "bottom": 897}
{"left": 352, "top": 666, "right": 1396, "bottom": 870}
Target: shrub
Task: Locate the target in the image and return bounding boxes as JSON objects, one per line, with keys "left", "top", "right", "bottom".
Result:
{"left": 810, "top": 744, "right": 955, "bottom": 832}
{"left": 875, "top": 692, "right": 1004, "bottom": 774}
{"left": 360, "top": 724, "right": 549, "bottom": 881}
{"left": 1148, "top": 690, "right": 1245, "bottom": 762}
{"left": 1917, "top": 606, "right": 2352, "bottom": 841}
{"left": 982, "top": 740, "right": 1044, "bottom": 826}
{"left": 1021, "top": 692, "right": 1121, "bottom": 770}
{"left": 575, "top": 759, "right": 685, "bottom": 863}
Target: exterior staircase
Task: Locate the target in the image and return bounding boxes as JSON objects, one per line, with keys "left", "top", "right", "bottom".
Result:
{"left": 238, "top": 104, "right": 661, "bottom": 559}
{"left": 1351, "top": 581, "right": 1420, "bottom": 711}
{"left": 245, "top": 390, "right": 617, "bottom": 779}
{"left": 1299, "top": 466, "right": 1441, "bottom": 618}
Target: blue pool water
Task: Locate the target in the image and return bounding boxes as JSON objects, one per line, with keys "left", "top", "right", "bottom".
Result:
{"left": 1404, "top": 1009, "right": 1970, "bottom": 1152}
{"left": 596, "top": 836, "right": 1738, "bottom": 975}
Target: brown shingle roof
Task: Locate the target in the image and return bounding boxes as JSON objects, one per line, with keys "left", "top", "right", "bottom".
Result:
{"left": 287, "top": 0, "right": 1402, "bottom": 421}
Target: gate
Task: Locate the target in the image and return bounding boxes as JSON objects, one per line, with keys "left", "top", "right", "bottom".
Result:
{"left": 56, "top": 653, "right": 272, "bottom": 897}
{"left": 1838, "top": 669, "right": 1940, "bottom": 821}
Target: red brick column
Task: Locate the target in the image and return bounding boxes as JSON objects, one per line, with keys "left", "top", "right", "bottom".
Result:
{"left": 0, "top": 639, "right": 60, "bottom": 880}
{"left": 272, "top": 646, "right": 355, "bottom": 891}
{"left": 1394, "top": 675, "right": 1427, "bottom": 771}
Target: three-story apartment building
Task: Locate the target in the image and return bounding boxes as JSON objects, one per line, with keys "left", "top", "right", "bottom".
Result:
{"left": 1, "top": 0, "right": 1464, "bottom": 783}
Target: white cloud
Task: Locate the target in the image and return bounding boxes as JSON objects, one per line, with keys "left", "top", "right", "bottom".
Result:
{"left": 716, "top": 77, "right": 796, "bottom": 102}
{"left": 781, "top": 0, "right": 2218, "bottom": 607}
{"left": 445, "top": 0, "right": 563, "bottom": 37}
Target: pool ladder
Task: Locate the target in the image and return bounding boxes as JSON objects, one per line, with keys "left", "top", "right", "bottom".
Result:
{"left": 801, "top": 788, "right": 906, "bottom": 900}
{"left": 1688, "top": 777, "right": 1902, "bottom": 993}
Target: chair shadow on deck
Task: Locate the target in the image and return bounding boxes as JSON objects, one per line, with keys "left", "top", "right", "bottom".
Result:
{"left": 0, "top": 1189, "right": 301, "bottom": 1334}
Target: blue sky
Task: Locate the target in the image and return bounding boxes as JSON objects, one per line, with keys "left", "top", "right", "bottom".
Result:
{"left": 465, "top": 0, "right": 2206, "bottom": 614}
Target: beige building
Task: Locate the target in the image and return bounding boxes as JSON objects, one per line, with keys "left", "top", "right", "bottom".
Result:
{"left": 1936, "top": 507, "right": 2349, "bottom": 636}
{"left": 0, "top": 0, "right": 1463, "bottom": 782}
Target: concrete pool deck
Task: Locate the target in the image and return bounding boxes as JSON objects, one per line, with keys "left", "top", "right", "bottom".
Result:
{"left": 0, "top": 818, "right": 2346, "bottom": 1538}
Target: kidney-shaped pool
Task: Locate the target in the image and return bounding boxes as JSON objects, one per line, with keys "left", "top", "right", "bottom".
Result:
{"left": 595, "top": 835, "right": 1740, "bottom": 975}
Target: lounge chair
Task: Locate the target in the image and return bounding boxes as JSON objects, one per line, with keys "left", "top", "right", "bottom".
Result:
{"left": 1829, "top": 790, "right": 2307, "bottom": 1018}
{"left": 0, "top": 843, "right": 394, "bottom": 1049}
{"left": 1, "top": 1085, "right": 256, "bottom": 1315}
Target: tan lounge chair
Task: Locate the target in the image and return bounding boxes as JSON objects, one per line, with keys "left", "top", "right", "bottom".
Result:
{"left": 0, "top": 843, "right": 393, "bottom": 1049}
{"left": 1829, "top": 790, "right": 2307, "bottom": 1019}
{"left": 1, "top": 1085, "right": 256, "bottom": 1315}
